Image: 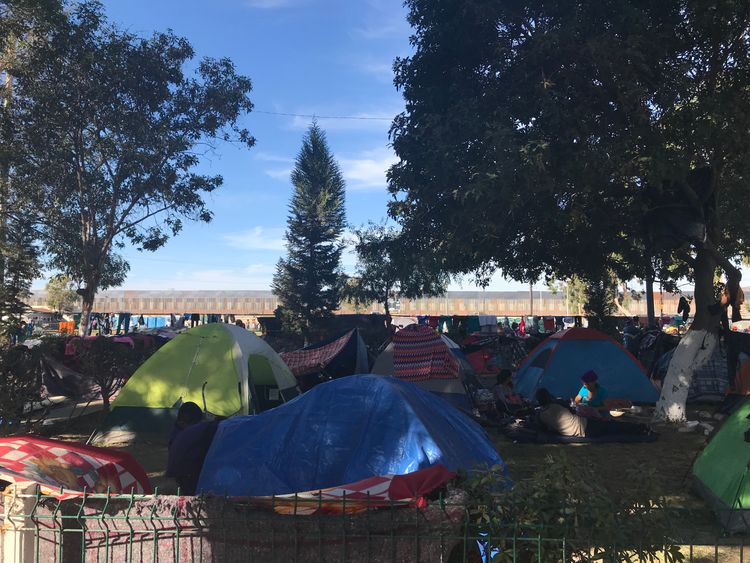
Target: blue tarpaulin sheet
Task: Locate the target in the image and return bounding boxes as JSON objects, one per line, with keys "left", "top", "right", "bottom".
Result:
{"left": 197, "top": 375, "right": 504, "bottom": 496}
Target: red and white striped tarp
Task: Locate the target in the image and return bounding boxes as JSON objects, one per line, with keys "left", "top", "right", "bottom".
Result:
{"left": 0, "top": 435, "right": 151, "bottom": 498}
{"left": 393, "top": 325, "right": 460, "bottom": 382}
{"left": 281, "top": 330, "right": 353, "bottom": 377}
{"left": 267, "top": 464, "right": 455, "bottom": 515}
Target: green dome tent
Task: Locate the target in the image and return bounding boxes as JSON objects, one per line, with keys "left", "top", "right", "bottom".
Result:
{"left": 94, "top": 323, "right": 299, "bottom": 444}
{"left": 692, "top": 398, "right": 750, "bottom": 533}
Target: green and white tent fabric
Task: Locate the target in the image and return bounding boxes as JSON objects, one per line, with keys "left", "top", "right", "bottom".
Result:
{"left": 94, "top": 323, "right": 299, "bottom": 444}
{"left": 692, "top": 398, "right": 750, "bottom": 533}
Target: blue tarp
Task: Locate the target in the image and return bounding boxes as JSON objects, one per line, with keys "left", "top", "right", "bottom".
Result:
{"left": 197, "top": 375, "right": 504, "bottom": 496}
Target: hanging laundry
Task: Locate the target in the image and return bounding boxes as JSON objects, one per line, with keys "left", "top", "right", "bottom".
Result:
{"left": 466, "top": 316, "right": 481, "bottom": 334}
{"left": 438, "top": 315, "right": 453, "bottom": 333}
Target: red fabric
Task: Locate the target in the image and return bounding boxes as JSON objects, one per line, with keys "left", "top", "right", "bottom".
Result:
{"left": 269, "top": 464, "right": 455, "bottom": 516}
{"left": 543, "top": 318, "right": 555, "bottom": 331}
{"left": 427, "top": 316, "right": 439, "bottom": 328}
{"left": 0, "top": 435, "right": 151, "bottom": 497}
{"left": 281, "top": 330, "right": 353, "bottom": 377}
{"left": 393, "top": 325, "right": 460, "bottom": 382}
{"left": 466, "top": 350, "right": 499, "bottom": 375}
{"left": 387, "top": 464, "right": 455, "bottom": 500}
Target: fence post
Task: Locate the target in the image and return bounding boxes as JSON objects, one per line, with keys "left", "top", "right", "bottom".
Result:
{"left": 1, "top": 485, "right": 37, "bottom": 563}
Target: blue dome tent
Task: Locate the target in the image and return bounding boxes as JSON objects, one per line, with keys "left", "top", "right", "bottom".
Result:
{"left": 514, "top": 328, "right": 659, "bottom": 403}
{"left": 197, "top": 375, "right": 504, "bottom": 496}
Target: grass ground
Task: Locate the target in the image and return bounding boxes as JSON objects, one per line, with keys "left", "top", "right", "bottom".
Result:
{"left": 36, "top": 402, "right": 738, "bottom": 544}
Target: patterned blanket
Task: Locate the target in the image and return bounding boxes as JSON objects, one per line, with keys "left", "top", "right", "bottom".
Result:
{"left": 393, "top": 325, "right": 459, "bottom": 382}
{"left": 281, "top": 330, "right": 353, "bottom": 377}
{"left": 0, "top": 435, "right": 151, "bottom": 498}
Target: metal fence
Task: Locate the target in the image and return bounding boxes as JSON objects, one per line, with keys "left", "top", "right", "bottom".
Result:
{"left": 1, "top": 487, "right": 749, "bottom": 563}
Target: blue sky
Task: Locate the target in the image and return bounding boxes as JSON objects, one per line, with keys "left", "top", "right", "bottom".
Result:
{"left": 29, "top": 0, "right": 744, "bottom": 295}
{"left": 32, "top": 0, "right": 528, "bottom": 292}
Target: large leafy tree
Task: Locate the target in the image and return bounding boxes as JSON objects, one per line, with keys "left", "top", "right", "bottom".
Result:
{"left": 389, "top": 0, "right": 750, "bottom": 421}
{"left": 0, "top": 214, "right": 38, "bottom": 342}
{"left": 272, "top": 123, "right": 346, "bottom": 340}
{"left": 45, "top": 274, "right": 79, "bottom": 314}
{"left": 0, "top": 0, "right": 62, "bottom": 343}
{"left": 345, "top": 223, "right": 449, "bottom": 325}
{"left": 7, "top": 1, "right": 254, "bottom": 335}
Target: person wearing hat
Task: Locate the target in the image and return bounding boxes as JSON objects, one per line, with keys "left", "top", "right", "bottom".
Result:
{"left": 574, "top": 370, "right": 608, "bottom": 409}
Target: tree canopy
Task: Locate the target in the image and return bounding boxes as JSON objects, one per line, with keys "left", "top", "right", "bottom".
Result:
{"left": 272, "top": 123, "right": 346, "bottom": 339}
{"left": 345, "top": 223, "right": 448, "bottom": 321}
{"left": 6, "top": 1, "right": 254, "bottom": 333}
{"left": 389, "top": 0, "right": 750, "bottom": 420}
{"left": 388, "top": 0, "right": 750, "bottom": 322}
{"left": 45, "top": 275, "right": 79, "bottom": 314}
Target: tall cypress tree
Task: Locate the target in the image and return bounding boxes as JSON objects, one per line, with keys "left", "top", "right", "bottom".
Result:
{"left": 272, "top": 123, "right": 346, "bottom": 339}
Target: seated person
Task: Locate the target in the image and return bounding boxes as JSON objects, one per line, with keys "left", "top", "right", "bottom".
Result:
{"left": 492, "top": 369, "right": 523, "bottom": 415}
{"left": 574, "top": 370, "right": 608, "bottom": 409}
{"left": 166, "top": 402, "right": 220, "bottom": 495}
{"left": 536, "top": 388, "right": 651, "bottom": 439}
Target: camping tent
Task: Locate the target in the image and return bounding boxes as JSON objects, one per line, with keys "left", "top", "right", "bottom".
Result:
{"left": 280, "top": 329, "right": 369, "bottom": 391}
{"left": 197, "top": 375, "right": 504, "bottom": 496}
{"left": 692, "top": 397, "right": 750, "bottom": 533}
{"left": 371, "top": 324, "right": 483, "bottom": 412}
{"left": 513, "top": 328, "right": 659, "bottom": 403}
{"left": 95, "top": 323, "right": 299, "bottom": 443}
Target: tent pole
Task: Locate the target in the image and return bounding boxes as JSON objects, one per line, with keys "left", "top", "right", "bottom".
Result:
{"left": 728, "top": 459, "right": 750, "bottom": 533}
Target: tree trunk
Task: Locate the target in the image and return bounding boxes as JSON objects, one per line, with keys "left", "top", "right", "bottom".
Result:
{"left": 655, "top": 249, "right": 721, "bottom": 422}
{"left": 383, "top": 295, "right": 392, "bottom": 330}
{"left": 645, "top": 273, "right": 655, "bottom": 328}
{"left": 79, "top": 286, "right": 96, "bottom": 336}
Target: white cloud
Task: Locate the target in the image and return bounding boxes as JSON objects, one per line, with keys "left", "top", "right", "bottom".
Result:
{"left": 339, "top": 148, "right": 398, "bottom": 190}
{"left": 285, "top": 110, "right": 396, "bottom": 132}
{"left": 223, "top": 226, "right": 286, "bottom": 251}
{"left": 168, "top": 264, "right": 277, "bottom": 289}
{"left": 265, "top": 168, "right": 292, "bottom": 181}
{"left": 244, "top": 0, "right": 293, "bottom": 9}
{"left": 357, "top": 59, "right": 394, "bottom": 82}
{"left": 351, "top": 0, "right": 411, "bottom": 40}
{"left": 253, "top": 152, "right": 294, "bottom": 164}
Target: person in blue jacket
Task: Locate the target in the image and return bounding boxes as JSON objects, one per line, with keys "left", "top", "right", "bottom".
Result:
{"left": 574, "top": 370, "right": 608, "bottom": 408}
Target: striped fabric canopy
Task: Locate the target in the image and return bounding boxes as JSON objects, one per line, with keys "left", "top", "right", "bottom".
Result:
{"left": 393, "top": 325, "right": 460, "bottom": 382}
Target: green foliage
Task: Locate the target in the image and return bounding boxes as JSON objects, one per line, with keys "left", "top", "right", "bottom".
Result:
{"left": 73, "top": 337, "right": 140, "bottom": 411}
{"left": 389, "top": 0, "right": 750, "bottom": 327}
{"left": 0, "top": 345, "right": 44, "bottom": 435}
{"left": 6, "top": 1, "right": 254, "bottom": 332}
{"left": 344, "top": 223, "right": 448, "bottom": 319}
{"left": 463, "top": 454, "right": 683, "bottom": 562}
{"left": 45, "top": 274, "right": 79, "bottom": 314}
{"left": 273, "top": 123, "right": 346, "bottom": 339}
{"left": 547, "top": 276, "right": 587, "bottom": 316}
{"left": 0, "top": 215, "right": 39, "bottom": 343}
